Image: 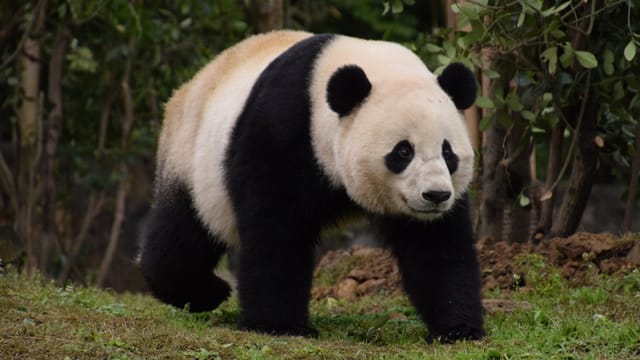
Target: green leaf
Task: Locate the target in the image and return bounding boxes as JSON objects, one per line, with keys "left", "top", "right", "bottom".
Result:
{"left": 550, "top": 29, "right": 566, "bottom": 39}
{"left": 519, "top": 193, "right": 531, "bottom": 207}
{"left": 391, "top": 0, "right": 404, "bottom": 14}
{"left": 443, "top": 40, "right": 455, "bottom": 58}
{"left": 382, "top": 2, "right": 390, "bottom": 15}
{"left": 506, "top": 91, "right": 523, "bottom": 112}
{"left": 542, "top": 92, "right": 553, "bottom": 104}
{"left": 403, "top": 0, "right": 416, "bottom": 5}
{"left": 541, "top": 46, "right": 558, "bottom": 74}
{"left": 476, "top": 96, "right": 495, "bottom": 109}
{"left": 603, "top": 49, "right": 615, "bottom": 75}
{"left": 482, "top": 68, "right": 501, "bottom": 79}
{"left": 437, "top": 55, "right": 451, "bottom": 65}
{"left": 560, "top": 50, "right": 573, "bottom": 68}
{"left": 521, "top": 110, "right": 536, "bottom": 121}
{"left": 479, "top": 115, "right": 493, "bottom": 131}
{"left": 613, "top": 81, "right": 625, "bottom": 101}
{"left": 517, "top": 11, "right": 526, "bottom": 28}
{"left": 575, "top": 51, "right": 598, "bottom": 69}
{"left": 624, "top": 40, "right": 637, "bottom": 61}
{"left": 425, "top": 43, "right": 442, "bottom": 53}
{"left": 541, "top": 1, "right": 571, "bottom": 17}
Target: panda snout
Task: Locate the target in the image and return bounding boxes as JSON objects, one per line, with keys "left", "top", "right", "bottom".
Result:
{"left": 421, "top": 190, "right": 451, "bottom": 204}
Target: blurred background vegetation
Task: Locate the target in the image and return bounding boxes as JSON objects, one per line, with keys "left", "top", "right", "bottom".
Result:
{"left": 0, "top": 0, "right": 638, "bottom": 291}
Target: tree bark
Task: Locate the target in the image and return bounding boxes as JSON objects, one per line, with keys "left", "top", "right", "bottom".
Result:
{"left": 479, "top": 114, "right": 506, "bottom": 243}
{"left": 550, "top": 102, "right": 598, "bottom": 237}
{"left": 248, "top": 0, "right": 283, "bottom": 32}
{"left": 533, "top": 121, "right": 565, "bottom": 242}
{"left": 478, "top": 76, "right": 512, "bottom": 243}
{"left": 16, "top": 0, "right": 46, "bottom": 272}
{"left": 623, "top": 114, "right": 640, "bottom": 232}
{"left": 40, "top": 29, "right": 68, "bottom": 271}
{"left": 504, "top": 123, "right": 532, "bottom": 243}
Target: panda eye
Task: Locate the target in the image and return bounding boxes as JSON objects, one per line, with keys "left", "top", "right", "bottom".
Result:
{"left": 442, "top": 140, "right": 454, "bottom": 158}
{"left": 385, "top": 140, "right": 414, "bottom": 174}
{"left": 442, "top": 139, "right": 459, "bottom": 174}
{"left": 395, "top": 141, "right": 414, "bottom": 159}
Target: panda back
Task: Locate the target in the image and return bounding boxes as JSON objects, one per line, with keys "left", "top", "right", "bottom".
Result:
{"left": 159, "top": 31, "right": 313, "bottom": 245}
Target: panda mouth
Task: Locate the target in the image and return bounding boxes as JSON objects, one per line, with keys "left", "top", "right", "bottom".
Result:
{"left": 402, "top": 196, "right": 441, "bottom": 214}
{"left": 408, "top": 206, "right": 440, "bottom": 214}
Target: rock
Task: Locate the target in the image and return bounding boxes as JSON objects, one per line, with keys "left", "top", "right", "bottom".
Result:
{"left": 347, "top": 269, "right": 370, "bottom": 281}
{"left": 627, "top": 240, "right": 640, "bottom": 266}
{"left": 357, "top": 278, "right": 386, "bottom": 296}
{"left": 336, "top": 278, "right": 358, "bottom": 300}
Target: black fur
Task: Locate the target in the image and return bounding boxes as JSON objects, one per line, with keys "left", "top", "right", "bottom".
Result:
{"left": 437, "top": 63, "right": 477, "bottom": 110}
{"left": 327, "top": 65, "right": 372, "bottom": 117}
{"left": 139, "top": 181, "right": 231, "bottom": 312}
{"left": 442, "top": 139, "right": 459, "bottom": 174}
{"left": 385, "top": 140, "right": 414, "bottom": 174}
{"left": 225, "top": 34, "right": 350, "bottom": 336}
{"left": 379, "top": 195, "right": 484, "bottom": 343}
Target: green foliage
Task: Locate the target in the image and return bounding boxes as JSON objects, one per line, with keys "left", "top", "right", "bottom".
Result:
{"left": 409, "top": 0, "right": 640, "bottom": 184}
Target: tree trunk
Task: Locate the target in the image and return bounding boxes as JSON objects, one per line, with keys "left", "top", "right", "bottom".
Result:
{"left": 504, "top": 122, "right": 532, "bottom": 243}
{"left": 479, "top": 114, "right": 506, "bottom": 243}
{"left": 478, "top": 77, "right": 511, "bottom": 243}
{"left": 17, "top": 0, "right": 46, "bottom": 272}
{"left": 533, "top": 121, "right": 565, "bottom": 242}
{"left": 40, "top": 29, "right": 68, "bottom": 272}
{"left": 248, "top": 0, "right": 283, "bottom": 32}
{"left": 623, "top": 113, "right": 640, "bottom": 232}
{"left": 551, "top": 102, "right": 598, "bottom": 237}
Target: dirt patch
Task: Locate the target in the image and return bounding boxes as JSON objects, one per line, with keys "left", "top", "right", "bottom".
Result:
{"left": 312, "top": 232, "right": 639, "bottom": 300}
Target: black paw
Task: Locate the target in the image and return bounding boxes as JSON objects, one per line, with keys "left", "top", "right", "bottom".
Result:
{"left": 149, "top": 275, "right": 231, "bottom": 313}
{"left": 426, "top": 325, "right": 485, "bottom": 344}
{"left": 239, "top": 321, "right": 318, "bottom": 338}
{"left": 185, "top": 276, "right": 232, "bottom": 312}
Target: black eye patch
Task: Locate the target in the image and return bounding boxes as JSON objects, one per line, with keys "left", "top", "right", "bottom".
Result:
{"left": 385, "top": 140, "right": 414, "bottom": 174}
{"left": 442, "top": 139, "right": 458, "bottom": 174}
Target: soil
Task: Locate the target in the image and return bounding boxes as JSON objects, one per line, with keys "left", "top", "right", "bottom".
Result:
{"left": 311, "top": 232, "right": 640, "bottom": 303}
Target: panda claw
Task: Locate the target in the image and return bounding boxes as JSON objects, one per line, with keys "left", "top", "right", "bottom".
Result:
{"left": 425, "top": 325, "right": 485, "bottom": 344}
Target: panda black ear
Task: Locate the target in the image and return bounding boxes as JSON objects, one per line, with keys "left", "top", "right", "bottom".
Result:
{"left": 327, "top": 65, "right": 372, "bottom": 117}
{"left": 437, "top": 62, "right": 477, "bottom": 110}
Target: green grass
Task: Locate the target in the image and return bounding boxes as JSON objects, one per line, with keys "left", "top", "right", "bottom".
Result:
{"left": 1, "top": 259, "right": 639, "bottom": 359}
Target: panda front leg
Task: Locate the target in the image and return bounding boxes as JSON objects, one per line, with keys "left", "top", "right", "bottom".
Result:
{"left": 380, "top": 197, "right": 485, "bottom": 343}
{"left": 235, "top": 212, "right": 318, "bottom": 337}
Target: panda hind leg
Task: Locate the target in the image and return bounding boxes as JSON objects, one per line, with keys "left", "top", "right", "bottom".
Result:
{"left": 139, "top": 182, "right": 231, "bottom": 312}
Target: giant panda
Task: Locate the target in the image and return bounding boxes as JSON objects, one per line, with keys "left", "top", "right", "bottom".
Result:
{"left": 139, "top": 30, "right": 484, "bottom": 343}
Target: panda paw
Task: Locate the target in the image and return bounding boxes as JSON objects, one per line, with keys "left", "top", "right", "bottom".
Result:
{"left": 425, "top": 325, "right": 485, "bottom": 344}
{"left": 239, "top": 322, "right": 318, "bottom": 338}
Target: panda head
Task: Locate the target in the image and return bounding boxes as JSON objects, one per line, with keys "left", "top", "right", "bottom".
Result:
{"left": 327, "top": 62, "right": 476, "bottom": 220}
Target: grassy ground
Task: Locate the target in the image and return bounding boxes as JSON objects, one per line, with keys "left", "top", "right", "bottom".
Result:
{"left": 1, "top": 256, "right": 639, "bottom": 359}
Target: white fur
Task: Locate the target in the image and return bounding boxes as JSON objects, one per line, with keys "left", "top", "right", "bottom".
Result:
{"left": 158, "top": 31, "right": 312, "bottom": 246}
{"left": 310, "top": 37, "right": 474, "bottom": 219}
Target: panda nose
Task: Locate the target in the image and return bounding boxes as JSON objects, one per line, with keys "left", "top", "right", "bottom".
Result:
{"left": 422, "top": 190, "right": 451, "bottom": 204}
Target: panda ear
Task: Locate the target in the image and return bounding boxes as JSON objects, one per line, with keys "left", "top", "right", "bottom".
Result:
{"left": 327, "top": 65, "right": 372, "bottom": 117}
{"left": 437, "top": 62, "right": 477, "bottom": 110}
